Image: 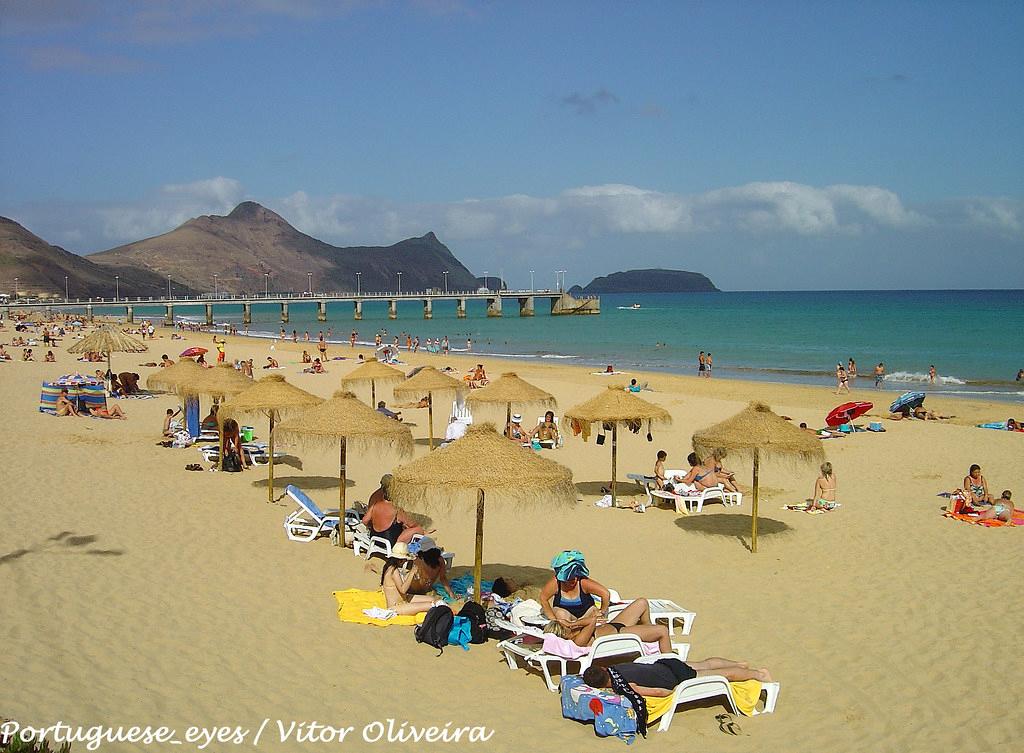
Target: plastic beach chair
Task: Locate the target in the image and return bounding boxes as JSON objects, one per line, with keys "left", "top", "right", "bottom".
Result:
{"left": 635, "top": 654, "right": 780, "bottom": 729}
{"left": 603, "top": 590, "right": 696, "bottom": 636}
{"left": 282, "top": 484, "right": 340, "bottom": 542}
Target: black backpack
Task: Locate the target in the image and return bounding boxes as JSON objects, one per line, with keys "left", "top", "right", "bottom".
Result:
{"left": 415, "top": 605, "right": 454, "bottom": 655}
{"left": 457, "top": 601, "right": 488, "bottom": 644}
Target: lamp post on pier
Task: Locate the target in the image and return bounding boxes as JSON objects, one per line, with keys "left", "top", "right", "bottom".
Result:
{"left": 115, "top": 275, "right": 119, "bottom": 301}
{"left": 356, "top": 272, "right": 361, "bottom": 296}
{"left": 214, "top": 273, "right": 219, "bottom": 298}
{"left": 397, "top": 271, "right": 402, "bottom": 296}
{"left": 167, "top": 275, "right": 172, "bottom": 298}
{"left": 443, "top": 271, "right": 449, "bottom": 294}
{"left": 307, "top": 272, "right": 312, "bottom": 296}
{"left": 483, "top": 271, "right": 489, "bottom": 292}
{"left": 64, "top": 275, "right": 69, "bottom": 302}
{"left": 530, "top": 269, "right": 534, "bottom": 292}
{"left": 264, "top": 273, "right": 269, "bottom": 297}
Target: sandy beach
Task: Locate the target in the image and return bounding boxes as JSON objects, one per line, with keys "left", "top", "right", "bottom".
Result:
{"left": 2, "top": 322, "right": 1022, "bottom": 753}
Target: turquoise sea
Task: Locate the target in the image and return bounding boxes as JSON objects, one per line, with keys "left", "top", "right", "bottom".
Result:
{"left": 159, "top": 289, "right": 1023, "bottom": 403}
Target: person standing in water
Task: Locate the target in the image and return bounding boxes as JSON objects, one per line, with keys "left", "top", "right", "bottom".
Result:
{"left": 874, "top": 362, "right": 885, "bottom": 388}
{"left": 929, "top": 365, "right": 936, "bottom": 384}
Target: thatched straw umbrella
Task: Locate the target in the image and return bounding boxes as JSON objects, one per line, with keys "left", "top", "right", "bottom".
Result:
{"left": 390, "top": 423, "right": 575, "bottom": 602}
{"left": 564, "top": 386, "right": 672, "bottom": 507}
{"left": 466, "top": 372, "right": 555, "bottom": 428}
{"left": 174, "top": 362, "right": 252, "bottom": 400}
{"left": 145, "top": 357, "right": 203, "bottom": 393}
{"left": 693, "top": 401, "right": 825, "bottom": 553}
{"left": 392, "top": 366, "right": 462, "bottom": 450}
{"left": 220, "top": 375, "right": 322, "bottom": 503}
{"left": 276, "top": 390, "right": 413, "bottom": 547}
{"left": 67, "top": 325, "right": 147, "bottom": 374}
{"left": 339, "top": 359, "right": 405, "bottom": 407}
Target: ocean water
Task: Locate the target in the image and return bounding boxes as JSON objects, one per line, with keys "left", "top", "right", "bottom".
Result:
{"left": 142, "top": 289, "right": 1023, "bottom": 403}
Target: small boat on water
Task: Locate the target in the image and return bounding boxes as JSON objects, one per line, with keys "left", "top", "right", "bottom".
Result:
{"left": 617, "top": 303, "right": 642, "bottom": 310}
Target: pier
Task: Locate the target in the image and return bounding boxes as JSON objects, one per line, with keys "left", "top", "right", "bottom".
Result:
{"left": 4, "top": 289, "right": 600, "bottom": 325}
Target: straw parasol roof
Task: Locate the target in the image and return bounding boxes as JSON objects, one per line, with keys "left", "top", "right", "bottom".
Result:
{"left": 466, "top": 372, "right": 555, "bottom": 425}
{"left": 276, "top": 390, "right": 413, "bottom": 547}
{"left": 174, "top": 363, "right": 251, "bottom": 399}
{"left": 563, "top": 386, "right": 672, "bottom": 426}
{"left": 67, "top": 325, "right": 147, "bottom": 373}
{"left": 692, "top": 402, "right": 825, "bottom": 553}
{"left": 563, "top": 386, "right": 672, "bottom": 506}
{"left": 220, "top": 375, "right": 322, "bottom": 503}
{"left": 692, "top": 401, "right": 824, "bottom": 464}
{"left": 276, "top": 390, "right": 412, "bottom": 452}
{"left": 393, "top": 366, "right": 463, "bottom": 450}
{"left": 340, "top": 358, "right": 405, "bottom": 407}
{"left": 390, "top": 422, "right": 575, "bottom": 601}
{"left": 393, "top": 366, "right": 462, "bottom": 397}
{"left": 146, "top": 357, "right": 203, "bottom": 393}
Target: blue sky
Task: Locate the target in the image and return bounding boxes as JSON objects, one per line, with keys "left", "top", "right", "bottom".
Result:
{"left": 1, "top": 0, "right": 1022, "bottom": 289}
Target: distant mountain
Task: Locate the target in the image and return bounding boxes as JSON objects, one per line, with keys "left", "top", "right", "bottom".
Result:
{"left": 570, "top": 268, "right": 719, "bottom": 295}
{"left": 0, "top": 216, "right": 180, "bottom": 299}
{"left": 88, "top": 202, "right": 481, "bottom": 295}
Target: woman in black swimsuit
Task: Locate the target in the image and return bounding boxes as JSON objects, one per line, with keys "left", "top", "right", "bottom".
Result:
{"left": 539, "top": 550, "right": 672, "bottom": 653}
{"left": 381, "top": 540, "right": 456, "bottom": 616}
{"left": 361, "top": 474, "right": 424, "bottom": 546}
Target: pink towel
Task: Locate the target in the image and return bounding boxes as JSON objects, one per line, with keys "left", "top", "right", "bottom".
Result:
{"left": 541, "top": 633, "right": 660, "bottom": 659}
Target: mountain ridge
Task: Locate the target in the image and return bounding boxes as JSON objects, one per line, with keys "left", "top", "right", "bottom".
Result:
{"left": 570, "top": 268, "right": 719, "bottom": 294}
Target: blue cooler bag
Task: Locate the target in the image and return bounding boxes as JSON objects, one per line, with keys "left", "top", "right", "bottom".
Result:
{"left": 560, "top": 675, "right": 638, "bottom": 744}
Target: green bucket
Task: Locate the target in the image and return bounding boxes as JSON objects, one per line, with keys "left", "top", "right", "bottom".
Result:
{"left": 241, "top": 425, "right": 254, "bottom": 442}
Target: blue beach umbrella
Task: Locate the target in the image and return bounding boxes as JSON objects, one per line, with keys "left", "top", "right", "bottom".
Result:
{"left": 889, "top": 391, "right": 926, "bottom": 414}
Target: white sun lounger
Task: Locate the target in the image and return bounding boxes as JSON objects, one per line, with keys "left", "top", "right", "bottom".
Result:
{"left": 282, "top": 484, "right": 340, "bottom": 542}
{"left": 351, "top": 528, "right": 454, "bottom": 570}
{"left": 635, "top": 654, "right": 780, "bottom": 728}
{"left": 605, "top": 592, "right": 696, "bottom": 636}
{"left": 497, "top": 630, "right": 690, "bottom": 693}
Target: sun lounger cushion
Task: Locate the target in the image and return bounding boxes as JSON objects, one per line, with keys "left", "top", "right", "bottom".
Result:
{"left": 560, "top": 675, "right": 638, "bottom": 743}
{"left": 332, "top": 589, "right": 426, "bottom": 627}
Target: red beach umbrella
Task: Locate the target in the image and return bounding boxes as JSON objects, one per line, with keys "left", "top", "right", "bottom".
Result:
{"left": 180, "top": 346, "right": 208, "bottom": 357}
{"left": 825, "top": 401, "right": 873, "bottom": 427}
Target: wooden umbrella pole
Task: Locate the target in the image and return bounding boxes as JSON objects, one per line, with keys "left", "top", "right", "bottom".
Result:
{"left": 427, "top": 393, "right": 434, "bottom": 450}
{"left": 371, "top": 380, "right": 376, "bottom": 407}
{"left": 474, "top": 488, "right": 485, "bottom": 604}
{"left": 506, "top": 402, "right": 511, "bottom": 429}
{"left": 751, "top": 447, "right": 760, "bottom": 553}
{"left": 339, "top": 437, "right": 347, "bottom": 548}
{"left": 267, "top": 412, "right": 276, "bottom": 504}
{"left": 611, "top": 423, "right": 618, "bottom": 506}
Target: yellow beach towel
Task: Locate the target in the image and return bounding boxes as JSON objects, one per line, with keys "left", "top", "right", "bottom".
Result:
{"left": 332, "top": 588, "right": 426, "bottom": 627}
{"left": 644, "top": 680, "right": 763, "bottom": 721}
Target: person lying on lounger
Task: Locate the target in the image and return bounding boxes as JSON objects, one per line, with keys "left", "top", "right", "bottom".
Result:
{"left": 362, "top": 474, "right": 425, "bottom": 545}
{"left": 704, "top": 448, "right": 739, "bottom": 493}
{"left": 671, "top": 453, "right": 719, "bottom": 491}
{"left": 583, "top": 656, "right": 772, "bottom": 698}
{"left": 380, "top": 537, "right": 455, "bottom": 616}
{"left": 540, "top": 550, "right": 672, "bottom": 654}
{"left": 531, "top": 411, "right": 560, "bottom": 445}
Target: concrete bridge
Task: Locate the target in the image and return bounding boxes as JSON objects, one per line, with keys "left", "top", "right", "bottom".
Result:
{"left": 4, "top": 289, "right": 600, "bottom": 325}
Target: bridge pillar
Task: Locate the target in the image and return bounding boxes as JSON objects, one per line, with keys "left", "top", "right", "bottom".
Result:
{"left": 388, "top": 299, "right": 397, "bottom": 320}
{"left": 518, "top": 296, "right": 534, "bottom": 317}
{"left": 205, "top": 303, "right": 214, "bottom": 326}
{"left": 456, "top": 297, "right": 467, "bottom": 318}
{"left": 280, "top": 302, "right": 289, "bottom": 323}
{"left": 86, "top": 304, "right": 94, "bottom": 322}
{"left": 126, "top": 305, "right": 134, "bottom": 324}
{"left": 164, "top": 304, "right": 173, "bottom": 326}
{"left": 423, "top": 298, "right": 433, "bottom": 319}
{"left": 242, "top": 303, "right": 252, "bottom": 325}
{"left": 486, "top": 296, "right": 502, "bottom": 318}
{"left": 317, "top": 300, "right": 327, "bottom": 322}
{"left": 353, "top": 300, "right": 362, "bottom": 320}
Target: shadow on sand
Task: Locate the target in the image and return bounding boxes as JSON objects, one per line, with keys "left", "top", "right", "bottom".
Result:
{"left": 0, "top": 530, "right": 125, "bottom": 566}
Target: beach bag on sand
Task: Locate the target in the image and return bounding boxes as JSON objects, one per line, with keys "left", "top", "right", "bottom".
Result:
{"left": 447, "top": 616, "right": 472, "bottom": 651}
{"left": 415, "top": 604, "right": 454, "bottom": 655}
{"left": 457, "top": 601, "right": 488, "bottom": 644}
{"left": 560, "top": 675, "right": 638, "bottom": 744}
{"left": 222, "top": 451, "right": 242, "bottom": 473}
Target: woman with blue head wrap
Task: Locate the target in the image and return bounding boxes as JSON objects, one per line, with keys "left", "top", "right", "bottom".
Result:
{"left": 539, "top": 550, "right": 672, "bottom": 653}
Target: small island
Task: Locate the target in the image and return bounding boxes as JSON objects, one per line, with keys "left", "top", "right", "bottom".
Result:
{"left": 570, "top": 268, "right": 719, "bottom": 295}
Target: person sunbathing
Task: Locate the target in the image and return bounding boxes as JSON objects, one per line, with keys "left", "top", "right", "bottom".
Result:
{"left": 44, "top": 350, "right": 55, "bottom": 363}
{"left": 303, "top": 357, "right": 326, "bottom": 374}
{"left": 301, "top": 350, "right": 312, "bottom": 364}
{"left": 264, "top": 356, "right": 279, "bottom": 369}
{"left": 807, "top": 462, "right": 837, "bottom": 512}
{"left": 704, "top": 448, "right": 739, "bottom": 493}
{"left": 376, "top": 401, "right": 402, "bottom": 421}
{"left": 583, "top": 656, "right": 771, "bottom": 698}
{"left": 362, "top": 474, "right": 424, "bottom": 545}
{"left": 0, "top": 345, "right": 10, "bottom": 360}
{"left": 466, "top": 363, "right": 489, "bottom": 388}
{"left": 89, "top": 405, "right": 127, "bottom": 420}
{"left": 540, "top": 550, "right": 672, "bottom": 654}
{"left": 672, "top": 452, "right": 718, "bottom": 491}
{"left": 963, "top": 464, "right": 993, "bottom": 506}
{"left": 160, "top": 354, "right": 175, "bottom": 367}
{"left": 380, "top": 538, "right": 456, "bottom": 616}
{"left": 55, "top": 389, "right": 81, "bottom": 417}
{"left": 200, "top": 404, "right": 219, "bottom": 432}
{"left": 505, "top": 414, "right": 526, "bottom": 441}
{"left": 969, "top": 489, "right": 1014, "bottom": 524}
{"left": 163, "top": 407, "right": 182, "bottom": 436}
{"left": 532, "top": 411, "right": 560, "bottom": 446}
